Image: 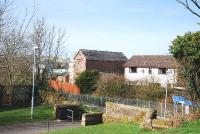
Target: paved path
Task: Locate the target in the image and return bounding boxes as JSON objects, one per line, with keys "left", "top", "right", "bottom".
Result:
{"left": 0, "top": 121, "right": 81, "bottom": 134}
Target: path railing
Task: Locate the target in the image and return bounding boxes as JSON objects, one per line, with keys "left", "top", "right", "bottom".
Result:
{"left": 62, "top": 92, "right": 185, "bottom": 118}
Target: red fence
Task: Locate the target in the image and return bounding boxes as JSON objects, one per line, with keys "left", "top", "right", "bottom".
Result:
{"left": 49, "top": 80, "right": 80, "bottom": 95}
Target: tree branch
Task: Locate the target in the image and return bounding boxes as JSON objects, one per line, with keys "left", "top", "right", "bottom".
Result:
{"left": 176, "top": 0, "right": 200, "bottom": 18}
{"left": 191, "top": 0, "right": 200, "bottom": 9}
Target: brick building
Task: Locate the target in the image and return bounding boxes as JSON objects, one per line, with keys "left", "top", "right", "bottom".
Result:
{"left": 69, "top": 49, "right": 127, "bottom": 83}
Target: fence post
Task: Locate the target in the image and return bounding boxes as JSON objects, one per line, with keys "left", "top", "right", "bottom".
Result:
{"left": 174, "top": 103, "right": 176, "bottom": 116}
{"left": 100, "top": 96, "right": 103, "bottom": 107}
{"left": 47, "top": 119, "right": 49, "bottom": 132}
{"left": 136, "top": 99, "right": 138, "bottom": 107}
{"left": 161, "top": 102, "right": 163, "bottom": 117}
{"left": 149, "top": 101, "right": 151, "bottom": 108}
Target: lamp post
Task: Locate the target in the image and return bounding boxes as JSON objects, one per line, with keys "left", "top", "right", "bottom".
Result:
{"left": 31, "top": 46, "right": 38, "bottom": 119}
{"left": 164, "top": 79, "right": 168, "bottom": 119}
{"left": 164, "top": 70, "right": 171, "bottom": 119}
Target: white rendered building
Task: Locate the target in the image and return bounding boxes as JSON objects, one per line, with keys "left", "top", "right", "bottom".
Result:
{"left": 124, "top": 55, "right": 178, "bottom": 87}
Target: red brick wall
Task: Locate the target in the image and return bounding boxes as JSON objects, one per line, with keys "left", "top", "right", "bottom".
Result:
{"left": 86, "top": 60, "right": 125, "bottom": 74}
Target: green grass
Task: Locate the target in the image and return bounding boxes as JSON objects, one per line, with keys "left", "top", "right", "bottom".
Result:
{"left": 81, "top": 105, "right": 102, "bottom": 113}
{"left": 158, "top": 119, "right": 200, "bottom": 134}
{"left": 46, "top": 120, "right": 200, "bottom": 134}
{"left": 0, "top": 105, "right": 53, "bottom": 125}
{"left": 46, "top": 123, "right": 141, "bottom": 134}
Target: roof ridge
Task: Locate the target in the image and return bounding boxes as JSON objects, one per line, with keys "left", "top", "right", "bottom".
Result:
{"left": 79, "top": 49, "right": 124, "bottom": 54}
{"left": 132, "top": 55, "right": 173, "bottom": 56}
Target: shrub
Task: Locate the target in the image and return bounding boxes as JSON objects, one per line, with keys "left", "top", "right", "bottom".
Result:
{"left": 95, "top": 76, "right": 163, "bottom": 101}
{"left": 39, "top": 88, "right": 64, "bottom": 105}
{"left": 95, "top": 76, "right": 137, "bottom": 99}
{"left": 136, "top": 83, "right": 164, "bottom": 101}
{"left": 75, "top": 70, "right": 100, "bottom": 94}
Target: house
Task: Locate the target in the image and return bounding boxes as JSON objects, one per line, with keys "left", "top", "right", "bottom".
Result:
{"left": 123, "top": 55, "right": 178, "bottom": 87}
{"left": 69, "top": 49, "right": 127, "bottom": 83}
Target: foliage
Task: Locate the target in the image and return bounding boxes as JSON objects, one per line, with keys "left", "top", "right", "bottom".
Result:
{"left": 0, "top": 1, "right": 66, "bottom": 89}
{"left": 95, "top": 76, "right": 163, "bottom": 101}
{"left": 136, "top": 84, "right": 164, "bottom": 101}
{"left": 170, "top": 111, "right": 200, "bottom": 127}
{"left": 81, "top": 105, "right": 102, "bottom": 113}
{"left": 170, "top": 31, "right": 200, "bottom": 100}
{"left": 0, "top": 105, "right": 53, "bottom": 125}
{"left": 75, "top": 70, "right": 100, "bottom": 94}
{"left": 95, "top": 76, "right": 137, "bottom": 98}
{"left": 160, "top": 119, "right": 200, "bottom": 134}
{"left": 39, "top": 88, "right": 64, "bottom": 105}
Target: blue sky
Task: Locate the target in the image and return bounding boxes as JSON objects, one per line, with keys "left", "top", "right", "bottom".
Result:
{"left": 14, "top": 0, "right": 199, "bottom": 58}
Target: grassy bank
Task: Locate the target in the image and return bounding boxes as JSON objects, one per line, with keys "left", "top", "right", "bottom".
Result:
{"left": 46, "top": 120, "right": 200, "bottom": 134}
{"left": 0, "top": 105, "right": 53, "bottom": 125}
{"left": 46, "top": 123, "right": 141, "bottom": 134}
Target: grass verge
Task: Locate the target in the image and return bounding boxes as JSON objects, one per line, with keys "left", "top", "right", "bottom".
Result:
{"left": 46, "top": 123, "right": 141, "bottom": 134}
{"left": 0, "top": 105, "right": 53, "bottom": 125}
{"left": 46, "top": 120, "right": 200, "bottom": 134}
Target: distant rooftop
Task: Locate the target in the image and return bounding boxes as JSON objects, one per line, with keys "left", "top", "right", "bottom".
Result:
{"left": 124, "top": 55, "right": 178, "bottom": 68}
{"left": 79, "top": 49, "right": 127, "bottom": 62}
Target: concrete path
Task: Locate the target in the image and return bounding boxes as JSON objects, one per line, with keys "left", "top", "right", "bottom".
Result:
{"left": 0, "top": 121, "right": 81, "bottom": 134}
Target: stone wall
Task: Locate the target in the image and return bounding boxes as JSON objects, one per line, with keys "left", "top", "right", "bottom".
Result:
{"left": 81, "top": 113, "right": 103, "bottom": 126}
{"left": 103, "top": 102, "right": 152, "bottom": 123}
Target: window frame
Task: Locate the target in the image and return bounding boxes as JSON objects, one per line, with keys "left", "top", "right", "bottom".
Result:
{"left": 129, "top": 67, "right": 137, "bottom": 73}
{"left": 149, "top": 68, "right": 152, "bottom": 74}
{"left": 158, "top": 68, "right": 167, "bottom": 75}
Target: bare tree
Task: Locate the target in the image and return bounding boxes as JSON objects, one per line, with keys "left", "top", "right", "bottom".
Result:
{"left": 0, "top": 0, "right": 38, "bottom": 87}
{"left": 0, "top": 0, "right": 66, "bottom": 88}
{"left": 31, "top": 18, "right": 66, "bottom": 89}
{"left": 176, "top": 0, "right": 200, "bottom": 18}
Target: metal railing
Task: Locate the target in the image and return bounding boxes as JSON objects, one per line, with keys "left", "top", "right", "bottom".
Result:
{"left": 62, "top": 92, "right": 188, "bottom": 118}
{"left": 66, "top": 109, "right": 74, "bottom": 123}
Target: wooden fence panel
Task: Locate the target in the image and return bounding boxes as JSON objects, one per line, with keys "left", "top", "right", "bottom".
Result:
{"left": 49, "top": 80, "right": 80, "bottom": 95}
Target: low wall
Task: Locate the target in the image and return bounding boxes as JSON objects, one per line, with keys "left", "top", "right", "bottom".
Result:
{"left": 103, "top": 102, "right": 153, "bottom": 123}
{"left": 81, "top": 113, "right": 103, "bottom": 126}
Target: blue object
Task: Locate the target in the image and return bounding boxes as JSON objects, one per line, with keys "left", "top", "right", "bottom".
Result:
{"left": 172, "top": 95, "right": 193, "bottom": 106}
{"left": 184, "top": 100, "right": 193, "bottom": 106}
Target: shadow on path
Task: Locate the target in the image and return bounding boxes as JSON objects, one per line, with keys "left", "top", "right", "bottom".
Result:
{"left": 0, "top": 120, "right": 81, "bottom": 134}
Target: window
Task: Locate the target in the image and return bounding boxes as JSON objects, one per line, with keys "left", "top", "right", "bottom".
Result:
{"left": 129, "top": 67, "right": 137, "bottom": 73}
{"left": 158, "top": 68, "right": 167, "bottom": 74}
{"left": 149, "top": 68, "right": 152, "bottom": 74}
{"left": 142, "top": 70, "right": 145, "bottom": 73}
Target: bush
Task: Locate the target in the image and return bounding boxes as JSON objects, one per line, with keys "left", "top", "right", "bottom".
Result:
{"left": 39, "top": 88, "right": 64, "bottom": 105}
{"left": 75, "top": 70, "right": 100, "bottom": 94}
{"left": 95, "top": 76, "right": 164, "bottom": 101}
{"left": 95, "top": 76, "right": 137, "bottom": 99}
{"left": 136, "top": 83, "right": 164, "bottom": 101}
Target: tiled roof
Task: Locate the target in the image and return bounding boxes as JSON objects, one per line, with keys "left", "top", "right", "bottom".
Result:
{"left": 79, "top": 49, "right": 127, "bottom": 62}
{"left": 124, "top": 55, "right": 178, "bottom": 68}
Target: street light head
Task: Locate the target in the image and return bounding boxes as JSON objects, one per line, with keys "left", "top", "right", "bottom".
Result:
{"left": 33, "top": 46, "right": 39, "bottom": 50}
